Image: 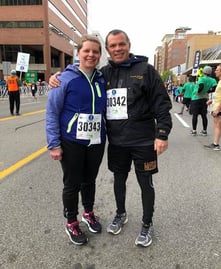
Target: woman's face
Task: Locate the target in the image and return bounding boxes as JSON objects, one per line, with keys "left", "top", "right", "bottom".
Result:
{"left": 78, "top": 40, "right": 101, "bottom": 72}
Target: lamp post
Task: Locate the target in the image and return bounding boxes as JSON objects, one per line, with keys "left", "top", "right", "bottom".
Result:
{"left": 71, "top": 27, "right": 76, "bottom": 64}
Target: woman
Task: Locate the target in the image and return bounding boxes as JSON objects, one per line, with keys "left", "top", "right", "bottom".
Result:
{"left": 46, "top": 35, "right": 106, "bottom": 245}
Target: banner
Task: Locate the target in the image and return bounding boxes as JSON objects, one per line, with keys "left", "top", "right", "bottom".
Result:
{"left": 192, "top": 50, "right": 201, "bottom": 76}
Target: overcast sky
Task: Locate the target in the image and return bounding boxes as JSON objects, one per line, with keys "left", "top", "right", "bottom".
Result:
{"left": 87, "top": 0, "right": 221, "bottom": 64}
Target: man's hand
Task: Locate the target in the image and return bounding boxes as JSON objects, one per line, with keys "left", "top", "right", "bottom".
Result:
{"left": 49, "top": 71, "right": 61, "bottom": 88}
{"left": 154, "top": 138, "right": 168, "bottom": 155}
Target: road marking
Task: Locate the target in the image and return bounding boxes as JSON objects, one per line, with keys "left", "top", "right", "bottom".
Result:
{"left": 0, "top": 146, "right": 47, "bottom": 180}
{"left": 0, "top": 109, "right": 46, "bottom": 122}
{"left": 174, "top": 113, "right": 190, "bottom": 128}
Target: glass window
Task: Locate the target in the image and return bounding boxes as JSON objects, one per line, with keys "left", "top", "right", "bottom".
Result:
{"left": 0, "top": 21, "right": 43, "bottom": 28}
{"left": 0, "top": 0, "right": 42, "bottom": 5}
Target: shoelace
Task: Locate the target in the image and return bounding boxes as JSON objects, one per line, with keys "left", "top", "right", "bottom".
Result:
{"left": 68, "top": 222, "right": 82, "bottom": 235}
{"left": 140, "top": 225, "right": 152, "bottom": 237}
{"left": 85, "top": 212, "right": 99, "bottom": 224}
{"left": 74, "top": 226, "right": 82, "bottom": 235}
{"left": 113, "top": 215, "right": 122, "bottom": 225}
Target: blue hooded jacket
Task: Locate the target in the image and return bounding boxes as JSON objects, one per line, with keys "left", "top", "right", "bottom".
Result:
{"left": 46, "top": 64, "right": 106, "bottom": 149}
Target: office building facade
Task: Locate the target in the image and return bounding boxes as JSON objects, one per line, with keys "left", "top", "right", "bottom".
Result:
{"left": 0, "top": 0, "right": 87, "bottom": 82}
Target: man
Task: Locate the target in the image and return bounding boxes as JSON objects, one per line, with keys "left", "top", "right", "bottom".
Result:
{"left": 6, "top": 69, "right": 21, "bottom": 115}
{"left": 49, "top": 29, "right": 172, "bottom": 247}
{"left": 204, "top": 64, "right": 221, "bottom": 150}
{"left": 190, "top": 66, "right": 217, "bottom": 136}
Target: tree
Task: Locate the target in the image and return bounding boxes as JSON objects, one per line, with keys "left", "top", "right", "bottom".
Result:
{"left": 161, "top": 70, "right": 174, "bottom": 83}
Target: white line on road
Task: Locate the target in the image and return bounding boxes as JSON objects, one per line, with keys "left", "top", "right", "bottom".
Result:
{"left": 174, "top": 113, "right": 190, "bottom": 128}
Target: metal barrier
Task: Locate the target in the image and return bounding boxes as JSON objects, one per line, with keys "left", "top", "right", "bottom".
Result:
{"left": 0, "top": 85, "right": 49, "bottom": 99}
{"left": 0, "top": 86, "right": 8, "bottom": 98}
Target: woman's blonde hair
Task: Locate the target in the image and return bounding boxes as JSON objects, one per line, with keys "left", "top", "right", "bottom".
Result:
{"left": 77, "top": 34, "right": 101, "bottom": 54}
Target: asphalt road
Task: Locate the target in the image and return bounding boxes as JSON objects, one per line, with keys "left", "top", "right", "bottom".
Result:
{"left": 0, "top": 94, "right": 221, "bottom": 269}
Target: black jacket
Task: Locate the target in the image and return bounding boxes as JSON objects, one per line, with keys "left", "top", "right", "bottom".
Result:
{"left": 101, "top": 54, "right": 172, "bottom": 146}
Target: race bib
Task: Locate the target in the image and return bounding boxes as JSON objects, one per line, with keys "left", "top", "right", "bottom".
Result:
{"left": 76, "top": 113, "right": 101, "bottom": 144}
{"left": 106, "top": 88, "right": 128, "bottom": 120}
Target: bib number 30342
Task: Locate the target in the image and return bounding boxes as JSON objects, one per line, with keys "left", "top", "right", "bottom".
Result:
{"left": 106, "top": 88, "right": 128, "bottom": 120}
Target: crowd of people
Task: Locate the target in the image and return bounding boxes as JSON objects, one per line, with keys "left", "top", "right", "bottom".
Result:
{"left": 174, "top": 65, "right": 221, "bottom": 150}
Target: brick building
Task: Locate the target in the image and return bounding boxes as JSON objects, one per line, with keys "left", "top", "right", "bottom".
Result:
{"left": 155, "top": 28, "right": 221, "bottom": 79}
{"left": 0, "top": 0, "right": 87, "bottom": 82}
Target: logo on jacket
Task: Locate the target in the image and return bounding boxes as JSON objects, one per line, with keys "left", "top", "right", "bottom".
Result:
{"left": 130, "top": 75, "right": 143, "bottom": 80}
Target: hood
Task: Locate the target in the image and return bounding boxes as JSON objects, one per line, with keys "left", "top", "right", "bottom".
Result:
{"left": 108, "top": 53, "right": 148, "bottom": 68}
{"left": 63, "top": 64, "right": 103, "bottom": 78}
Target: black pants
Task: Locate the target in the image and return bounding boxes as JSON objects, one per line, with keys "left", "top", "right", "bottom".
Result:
{"left": 108, "top": 144, "right": 157, "bottom": 225}
{"left": 60, "top": 139, "right": 105, "bottom": 223}
{"left": 9, "top": 91, "right": 20, "bottom": 114}
{"left": 190, "top": 99, "right": 208, "bottom": 130}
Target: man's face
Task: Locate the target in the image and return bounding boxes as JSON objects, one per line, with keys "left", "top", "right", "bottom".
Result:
{"left": 215, "top": 66, "right": 221, "bottom": 79}
{"left": 106, "top": 33, "right": 130, "bottom": 64}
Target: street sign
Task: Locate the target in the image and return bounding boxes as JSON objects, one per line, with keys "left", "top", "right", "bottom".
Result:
{"left": 16, "top": 52, "right": 30, "bottom": 73}
{"left": 25, "top": 71, "right": 37, "bottom": 83}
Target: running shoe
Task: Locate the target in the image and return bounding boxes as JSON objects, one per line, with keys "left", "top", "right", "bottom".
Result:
{"left": 82, "top": 211, "right": 102, "bottom": 233}
{"left": 200, "top": 130, "right": 207, "bottom": 136}
{"left": 190, "top": 130, "right": 197, "bottom": 136}
{"left": 204, "top": 143, "right": 220, "bottom": 151}
{"left": 135, "top": 223, "right": 153, "bottom": 247}
{"left": 106, "top": 213, "right": 128, "bottom": 235}
{"left": 65, "top": 221, "right": 88, "bottom": 245}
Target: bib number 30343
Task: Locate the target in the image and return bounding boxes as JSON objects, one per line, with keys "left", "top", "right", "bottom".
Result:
{"left": 76, "top": 113, "right": 101, "bottom": 144}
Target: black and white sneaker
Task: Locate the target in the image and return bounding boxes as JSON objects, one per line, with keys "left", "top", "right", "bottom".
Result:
{"left": 135, "top": 223, "right": 153, "bottom": 247}
{"left": 65, "top": 221, "right": 88, "bottom": 245}
{"left": 204, "top": 143, "right": 220, "bottom": 151}
{"left": 200, "top": 130, "right": 207, "bottom": 136}
{"left": 190, "top": 130, "right": 197, "bottom": 136}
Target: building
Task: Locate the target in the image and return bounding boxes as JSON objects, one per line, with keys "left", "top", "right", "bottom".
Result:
{"left": 0, "top": 0, "right": 87, "bottom": 82}
{"left": 155, "top": 28, "right": 221, "bottom": 80}
{"left": 185, "top": 31, "right": 221, "bottom": 74}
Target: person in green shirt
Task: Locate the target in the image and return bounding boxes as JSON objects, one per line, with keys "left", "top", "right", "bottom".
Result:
{"left": 178, "top": 76, "right": 195, "bottom": 115}
{"left": 190, "top": 66, "right": 217, "bottom": 136}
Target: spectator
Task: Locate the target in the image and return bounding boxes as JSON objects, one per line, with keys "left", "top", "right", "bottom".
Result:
{"left": 6, "top": 69, "right": 22, "bottom": 116}
{"left": 190, "top": 66, "right": 217, "bottom": 136}
{"left": 178, "top": 76, "right": 195, "bottom": 115}
{"left": 204, "top": 64, "right": 221, "bottom": 150}
{"left": 30, "top": 81, "right": 37, "bottom": 100}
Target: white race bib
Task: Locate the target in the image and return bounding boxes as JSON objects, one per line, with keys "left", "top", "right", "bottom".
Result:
{"left": 76, "top": 113, "right": 101, "bottom": 144}
{"left": 106, "top": 88, "right": 128, "bottom": 120}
